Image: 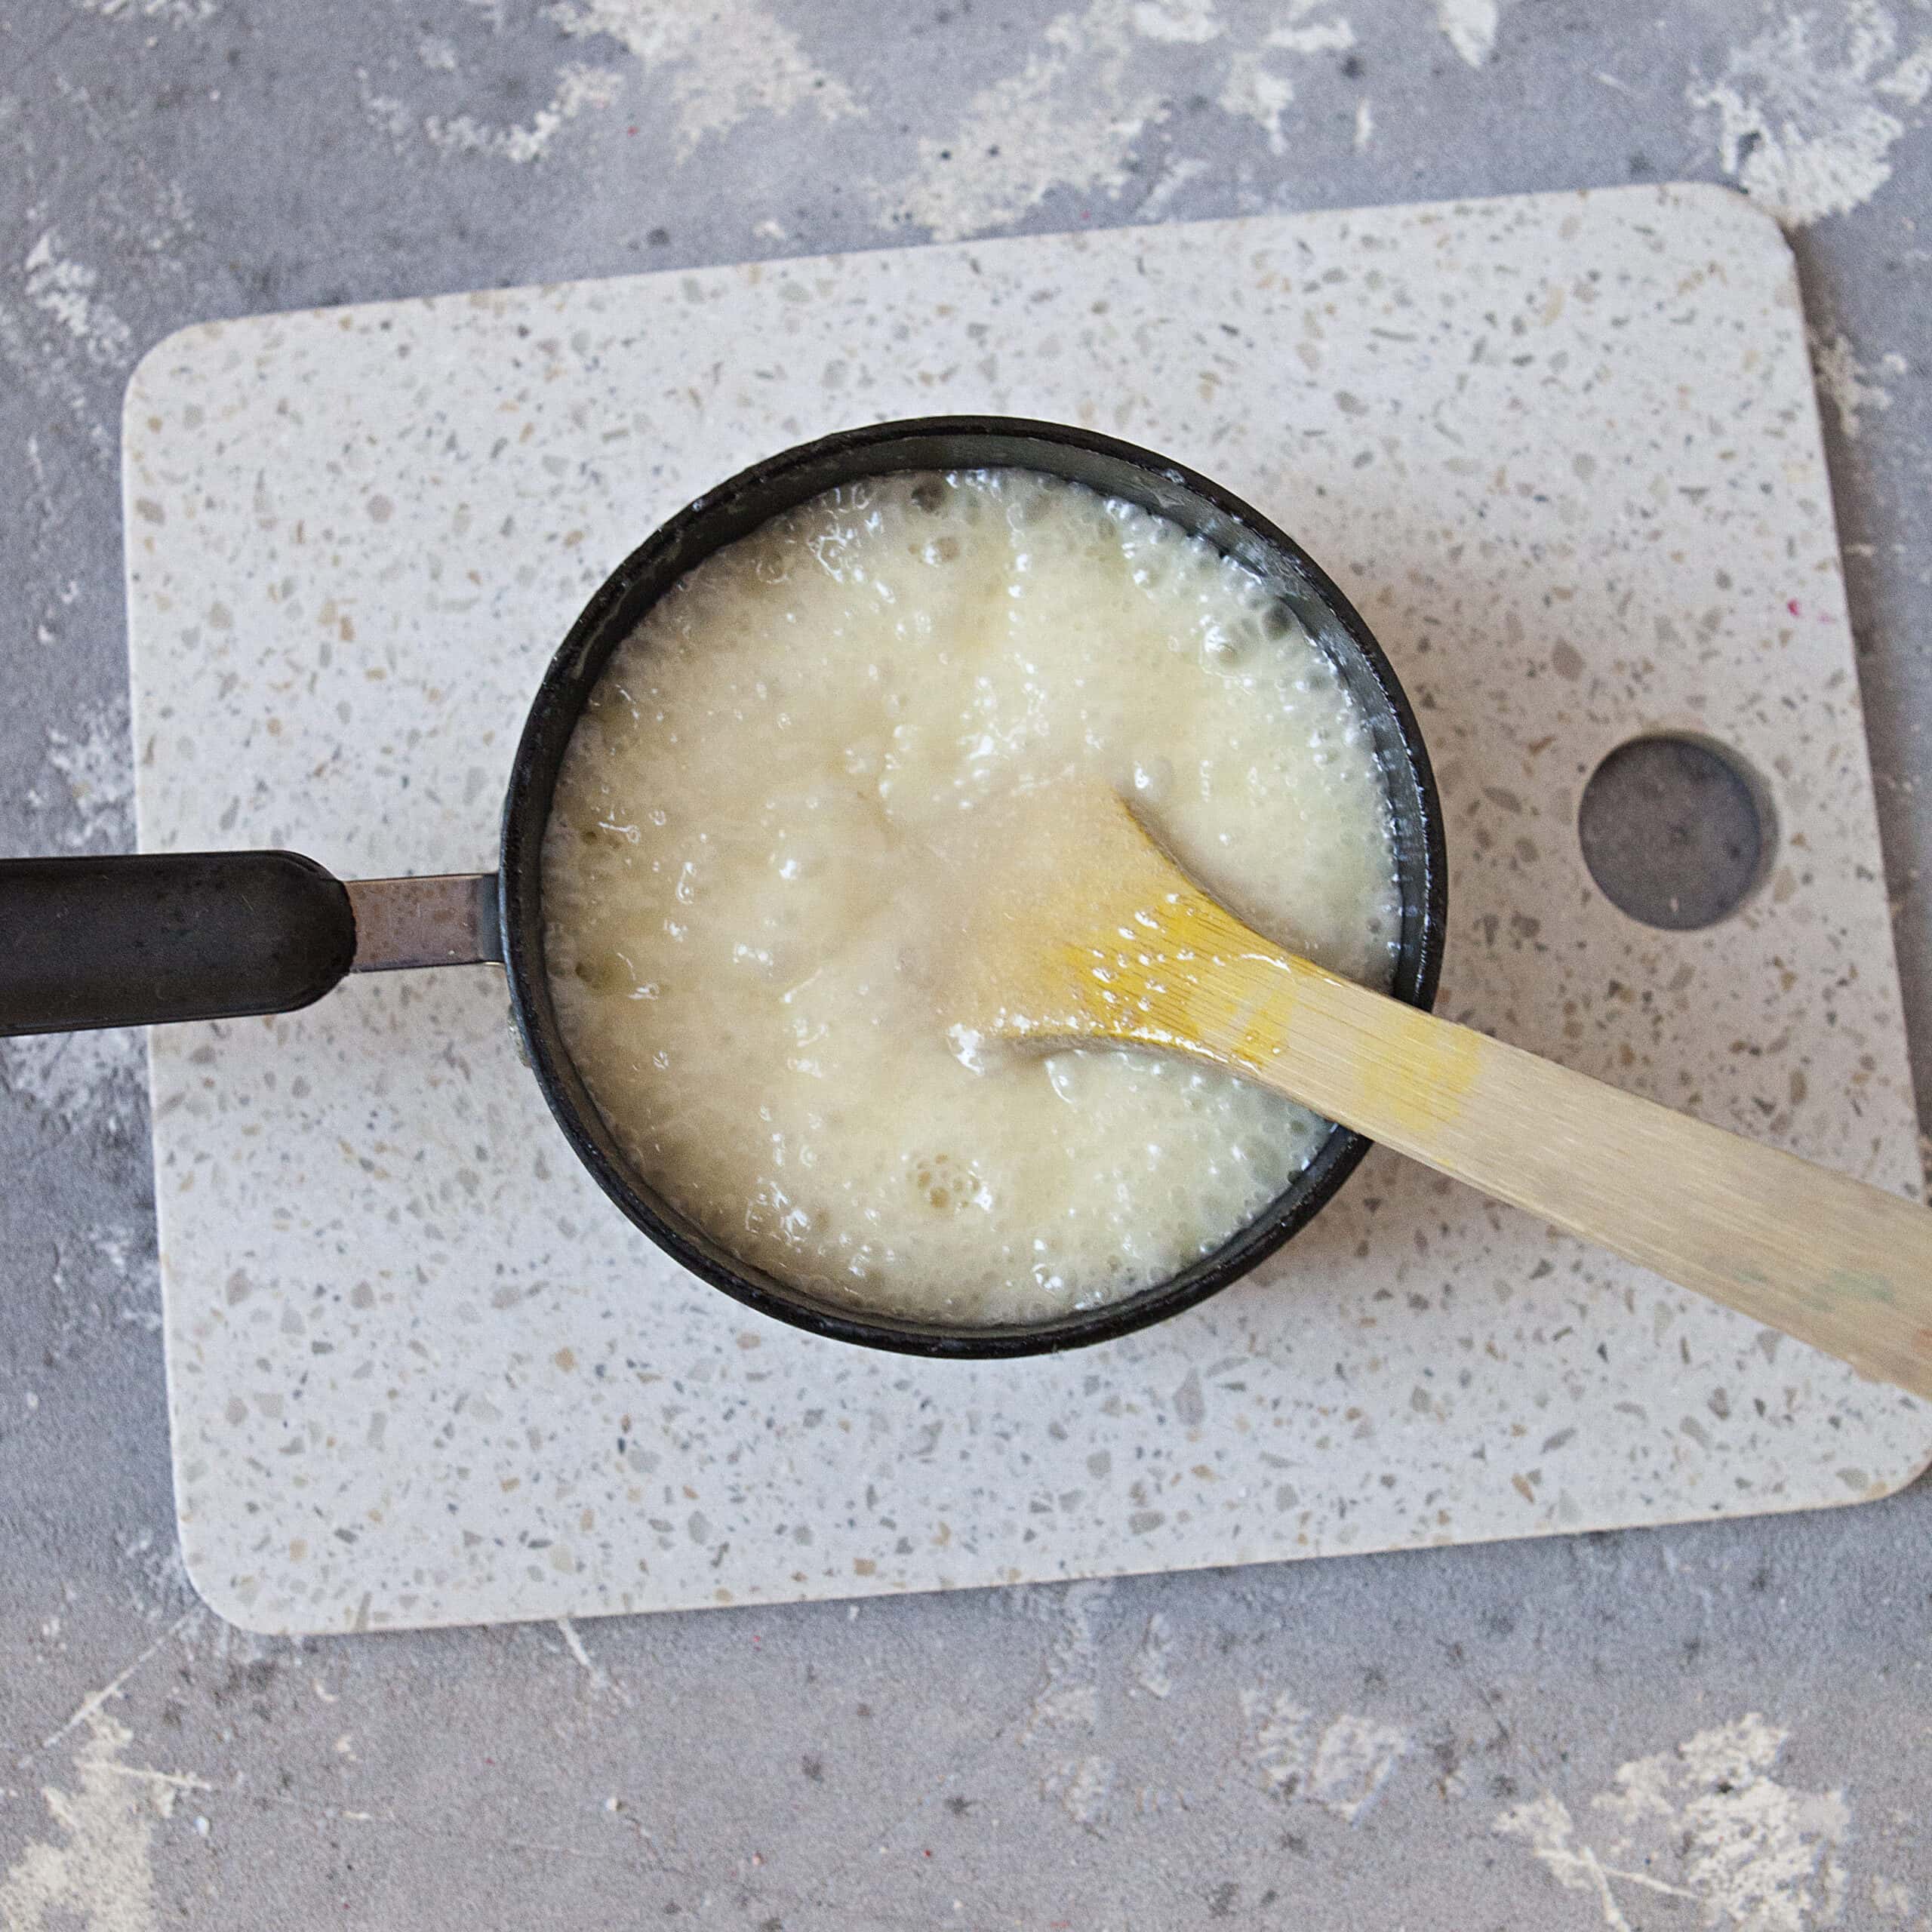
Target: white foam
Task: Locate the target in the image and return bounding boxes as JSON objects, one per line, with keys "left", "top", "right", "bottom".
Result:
{"left": 544, "top": 469, "right": 1399, "bottom": 1324}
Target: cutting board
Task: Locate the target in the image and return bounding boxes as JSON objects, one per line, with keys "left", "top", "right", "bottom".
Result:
{"left": 124, "top": 183, "right": 1928, "bottom": 1634}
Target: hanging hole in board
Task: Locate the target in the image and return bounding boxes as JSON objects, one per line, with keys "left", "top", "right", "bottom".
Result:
{"left": 1577, "top": 734, "right": 1774, "bottom": 931}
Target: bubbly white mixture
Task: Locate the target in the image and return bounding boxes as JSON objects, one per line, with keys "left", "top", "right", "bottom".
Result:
{"left": 543, "top": 469, "right": 1401, "bottom": 1324}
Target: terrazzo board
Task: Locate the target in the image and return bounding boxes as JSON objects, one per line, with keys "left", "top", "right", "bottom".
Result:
{"left": 125, "top": 183, "right": 1927, "bottom": 1636}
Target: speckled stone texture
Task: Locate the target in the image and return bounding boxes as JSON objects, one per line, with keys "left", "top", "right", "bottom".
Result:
{"left": 121, "top": 183, "right": 1926, "bottom": 1635}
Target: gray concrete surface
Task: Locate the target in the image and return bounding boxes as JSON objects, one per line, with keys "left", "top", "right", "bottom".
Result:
{"left": 3, "top": 2, "right": 1930, "bottom": 1925}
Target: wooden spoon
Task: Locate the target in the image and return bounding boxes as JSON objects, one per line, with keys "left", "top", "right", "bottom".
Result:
{"left": 947, "top": 783, "right": 1932, "bottom": 1398}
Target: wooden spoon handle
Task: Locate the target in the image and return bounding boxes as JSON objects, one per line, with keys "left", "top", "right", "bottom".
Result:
{"left": 1191, "top": 907, "right": 1932, "bottom": 1397}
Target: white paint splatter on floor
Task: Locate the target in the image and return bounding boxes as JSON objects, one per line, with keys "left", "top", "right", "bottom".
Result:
{"left": 1131, "top": 1611, "right": 1174, "bottom": 1698}
{"left": 1811, "top": 328, "right": 1907, "bottom": 438}
{"left": 1020, "top": 1579, "right": 1111, "bottom": 1737}
{"left": 0, "top": 1028, "right": 144, "bottom": 1135}
{"left": 552, "top": 1615, "right": 632, "bottom": 1703}
{"left": 72, "top": 0, "right": 217, "bottom": 25}
{"left": 883, "top": 0, "right": 1353, "bottom": 239}
{"left": 1220, "top": 9, "right": 1353, "bottom": 154}
{"left": 421, "top": 62, "right": 623, "bottom": 163}
{"left": 2, "top": 143, "right": 189, "bottom": 460}
{"left": 366, "top": 1, "right": 860, "bottom": 167}
{"left": 1016, "top": 1582, "right": 1118, "bottom": 1825}
{"left": 1242, "top": 1687, "right": 1315, "bottom": 1792}
{"left": 23, "top": 234, "right": 133, "bottom": 368}
{"left": 1238, "top": 1687, "right": 1411, "bottom": 1823}
{"left": 552, "top": 0, "right": 861, "bottom": 159}
{"left": 1134, "top": 153, "right": 1208, "bottom": 221}
{"left": 1495, "top": 1714, "right": 1851, "bottom": 1930}
{"left": 1436, "top": 0, "right": 1500, "bottom": 69}
{"left": 1305, "top": 1712, "right": 1417, "bottom": 1824}
{"left": 0, "top": 1718, "right": 169, "bottom": 1932}
{"left": 1, "top": 240, "right": 132, "bottom": 459}
{"left": 1869, "top": 1875, "right": 1917, "bottom": 1920}
{"left": 0, "top": 309, "right": 96, "bottom": 456}
{"left": 881, "top": 0, "right": 1180, "bottom": 242}
{"left": 40, "top": 694, "right": 134, "bottom": 851}
{"left": 1044, "top": 1752, "right": 1115, "bottom": 1827}
{"left": 1130, "top": 0, "right": 1219, "bottom": 45}
{"left": 1689, "top": 2, "right": 1932, "bottom": 225}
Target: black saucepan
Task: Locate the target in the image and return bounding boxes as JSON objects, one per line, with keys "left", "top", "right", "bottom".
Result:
{"left": 1, "top": 417, "right": 1447, "bottom": 1356}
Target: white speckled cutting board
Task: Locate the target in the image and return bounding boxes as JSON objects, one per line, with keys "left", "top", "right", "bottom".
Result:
{"left": 125, "top": 183, "right": 1927, "bottom": 1635}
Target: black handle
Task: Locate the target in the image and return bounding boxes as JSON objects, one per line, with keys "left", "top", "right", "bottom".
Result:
{"left": 0, "top": 851, "right": 355, "bottom": 1037}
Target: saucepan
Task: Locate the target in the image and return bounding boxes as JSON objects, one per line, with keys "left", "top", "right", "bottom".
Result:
{"left": 0, "top": 417, "right": 1447, "bottom": 1356}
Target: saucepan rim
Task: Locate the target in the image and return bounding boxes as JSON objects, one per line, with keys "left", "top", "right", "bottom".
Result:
{"left": 497, "top": 415, "right": 1447, "bottom": 1357}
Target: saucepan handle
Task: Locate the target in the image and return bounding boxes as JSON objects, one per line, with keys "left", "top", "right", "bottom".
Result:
{"left": 0, "top": 854, "right": 500, "bottom": 1037}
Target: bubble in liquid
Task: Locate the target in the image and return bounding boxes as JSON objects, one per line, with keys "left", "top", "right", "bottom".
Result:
{"left": 1130, "top": 755, "right": 1174, "bottom": 808}
{"left": 1200, "top": 621, "right": 1247, "bottom": 667}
